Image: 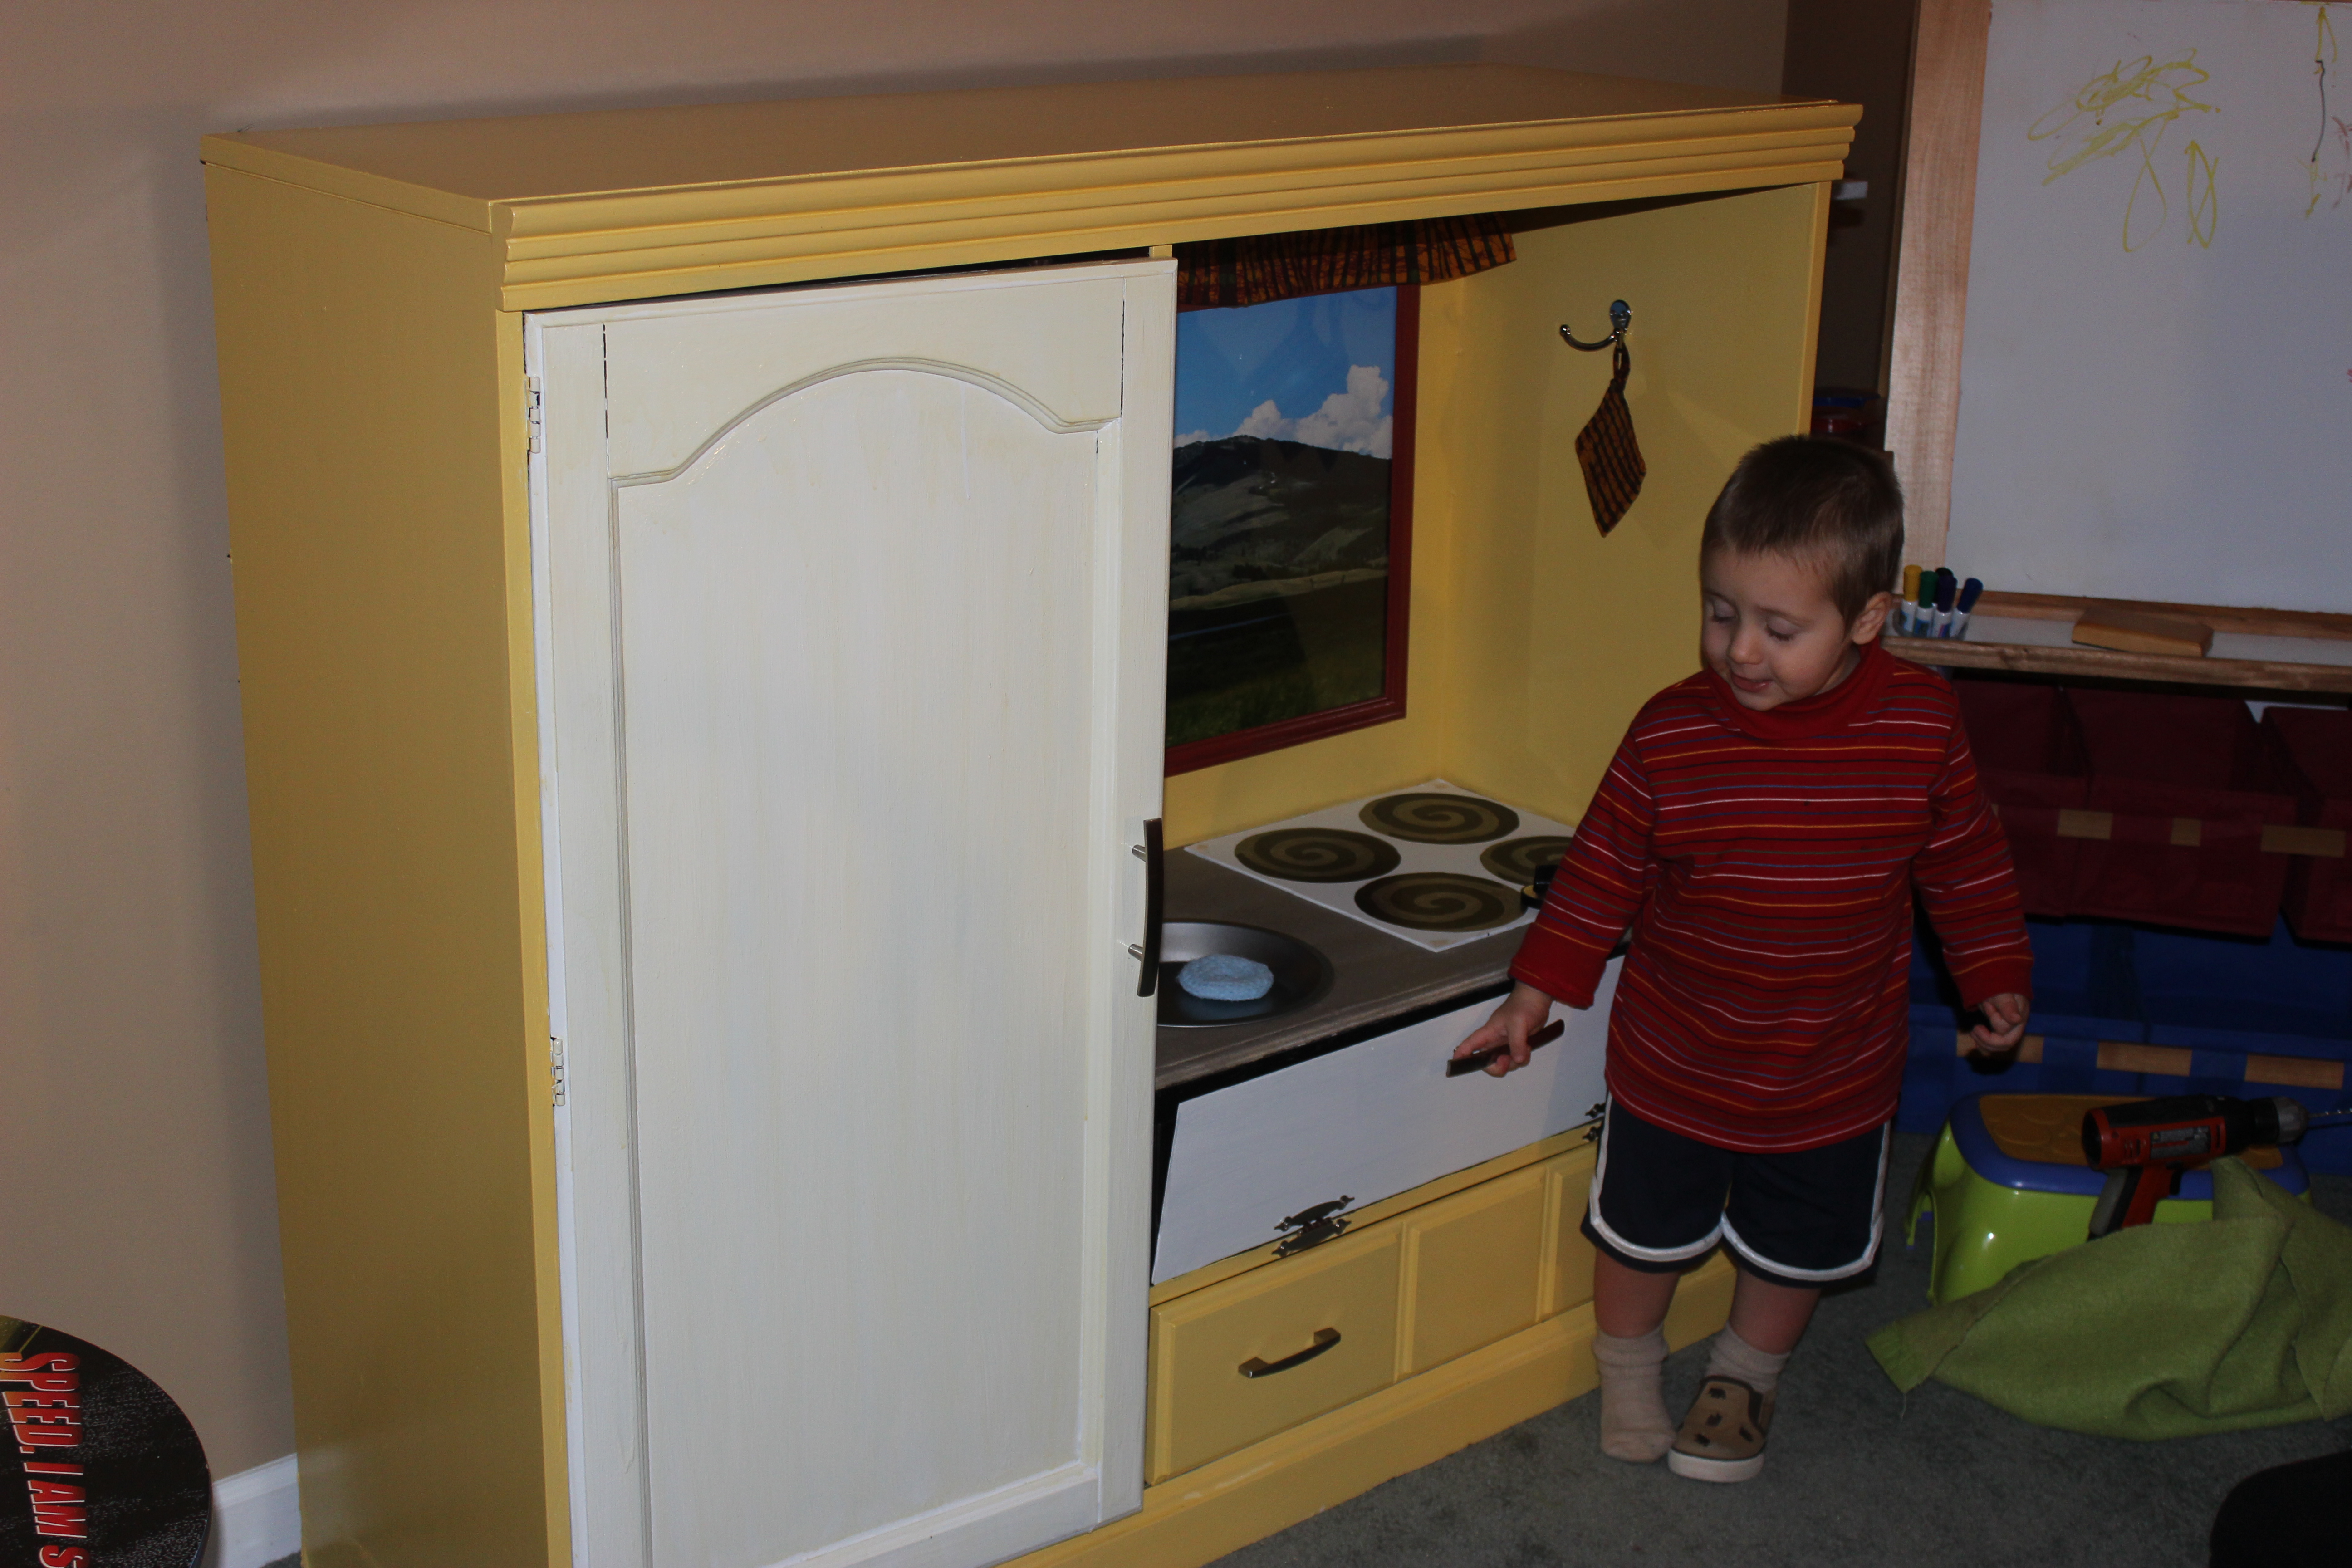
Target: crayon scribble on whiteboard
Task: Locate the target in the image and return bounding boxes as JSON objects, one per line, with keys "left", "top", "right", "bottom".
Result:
{"left": 2029, "top": 51, "right": 2219, "bottom": 249}
{"left": 2307, "top": 6, "right": 2351, "bottom": 217}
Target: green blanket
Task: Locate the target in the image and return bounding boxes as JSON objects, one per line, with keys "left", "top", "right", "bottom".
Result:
{"left": 1870, "top": 1157, "right": 2352, "bottom": 1439}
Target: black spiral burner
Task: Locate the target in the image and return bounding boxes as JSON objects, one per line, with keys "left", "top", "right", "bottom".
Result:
{"left": 1235, "top": 827, "right": 1403, "bottom": 883}
{"left": 1352, "top": 872, "right": 1521, "bottom": 932}
{"left": 1358, "top": 792, "right": 1521, "bottom": 844}
{"left": 1480, "top": 835, "right": 1575, "bottom": 884}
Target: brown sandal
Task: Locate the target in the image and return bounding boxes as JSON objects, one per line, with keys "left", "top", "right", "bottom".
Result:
{"left": 1666, "top": 1375, "right": 1773, "bottom": 1482}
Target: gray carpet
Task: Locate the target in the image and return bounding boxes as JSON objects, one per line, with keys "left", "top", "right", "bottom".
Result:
{"left": 1208, "top": 1133, "right": 2352, "bottom": 1568}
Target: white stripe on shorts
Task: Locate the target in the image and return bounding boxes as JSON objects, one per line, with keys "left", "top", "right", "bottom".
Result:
{"left": 1718, "top": 1121, "right": 1893, "bottom": 1284}
{"left": 1583, "top": 1098, "right": 1725, "bottom": 1265}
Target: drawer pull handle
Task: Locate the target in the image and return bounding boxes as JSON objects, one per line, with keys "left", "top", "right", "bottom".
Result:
{"left": 1239, "top": 1328, "right": 1341, "bottom": 1378}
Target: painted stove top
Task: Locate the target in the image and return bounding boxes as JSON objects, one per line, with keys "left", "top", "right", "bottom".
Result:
{"left": 1186, "top": 780, "right": 1577, "bottom": 951}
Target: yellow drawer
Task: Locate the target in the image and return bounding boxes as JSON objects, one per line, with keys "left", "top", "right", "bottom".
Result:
{"left": 1147, "top": 1225, "right": 1401, "bottom": 1481}
{"left": 1397, "top": 1165, "right": 1547, "bottom": 1375}
{"left": 1543, "top": 1145, "right": 1598, "bottom": 1317}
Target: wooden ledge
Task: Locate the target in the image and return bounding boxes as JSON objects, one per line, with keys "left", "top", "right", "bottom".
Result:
{"left": 1887, "top": 635, "right": 2352, "bottom": 695}
{"left": 1890, "top": 590, "right": 2352, "bottom": 694}
{"left": 1971, "top": 591, "right": 2352, "bottom": 642}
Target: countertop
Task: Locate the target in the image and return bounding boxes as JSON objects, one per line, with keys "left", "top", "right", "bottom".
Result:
{"left": 1154, "top": 851, "right": 1522, "bottom": 1092}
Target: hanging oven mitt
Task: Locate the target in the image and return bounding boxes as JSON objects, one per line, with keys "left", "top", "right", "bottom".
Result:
{"left": 1574, "top": 340, "right": 1646, "bottom": 536}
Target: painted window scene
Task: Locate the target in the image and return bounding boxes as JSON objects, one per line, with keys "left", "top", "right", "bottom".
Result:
{"left": 1166, "top": 286, "right": 1407, "bottom": 755}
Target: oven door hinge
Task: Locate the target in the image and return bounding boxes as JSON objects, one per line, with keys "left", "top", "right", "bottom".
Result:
{"left": 526, "top": 375, "right": 544, "bottom": 454}
{"left": 550, "top": 1034, "right": 567, "bottom": 1107}
{"left": 1272, "top": 1195, "right": 1353, "bottom": 1258}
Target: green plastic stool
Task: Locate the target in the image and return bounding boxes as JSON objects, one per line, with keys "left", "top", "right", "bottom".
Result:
{"left": 1906, "top": 1093, "right": 2311, "bottom": 1304}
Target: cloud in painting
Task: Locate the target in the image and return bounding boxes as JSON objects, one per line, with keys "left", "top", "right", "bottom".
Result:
{"left": 1225, "top": 365, "right": 1392, "bottom": 457}
{"left": 1174, "top": 429, "right": 1216, "bottom": 448}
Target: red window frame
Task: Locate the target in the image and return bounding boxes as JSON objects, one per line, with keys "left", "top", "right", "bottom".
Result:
{"left": 1164, "top": 284, "right": 1419, "bottom": 777}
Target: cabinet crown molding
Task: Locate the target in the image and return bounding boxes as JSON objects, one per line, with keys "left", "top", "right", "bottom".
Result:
{"left": 201, "top": 63, "right": 1857, "bottom": 310}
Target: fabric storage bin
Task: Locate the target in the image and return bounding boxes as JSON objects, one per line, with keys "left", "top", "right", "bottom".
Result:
{"left": 2068, "top": 689, "right": 2298, "bottom": 937}
{"left": 2132, "top": 917, "right": 2352, "bottom": 1174}
{"left": 1896, "top": 1032, "right": 2148, "bottom": 1133}
{"left": 2263, "top": 706, "right": 2352, "bottom": 944}
{"left": 2135, "top": 918, "right": 2352, "bottom": 1059}
{"left": 1898, "top": 1042, "right": 1959, "bottom": 1134}
{"left": 1901, "top": 1016, "right": 1987, "bottom": 1133}
{"left": 2014, "top": 1035, "right": 2149, "bottom": 1098}
{"left": 1911, "top": 916, "right": 2142, "bottom": 1041}
{"left": 1905, "top": 924, "right": 2008, "bottom": 1131}
{"left": 1901, "top": 913, "right": 2146, "bottom": 1132}
{"left": 1951, "top": 678, "right": 2088, "bottom": 917}
{"left": 2018, "top": 919, "right": 2140, "bottom": 1039}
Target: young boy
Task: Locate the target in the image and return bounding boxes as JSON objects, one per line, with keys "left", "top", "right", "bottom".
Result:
{"left": 1454, "top": 436, "right": 2033, "bottom": 1482}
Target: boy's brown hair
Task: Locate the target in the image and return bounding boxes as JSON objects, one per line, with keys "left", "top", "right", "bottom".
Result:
{"left": 1700, "top": 436, "right": 1905, "bottom": 624}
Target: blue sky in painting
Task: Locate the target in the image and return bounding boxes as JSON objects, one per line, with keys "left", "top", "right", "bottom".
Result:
{"left": 1173, "top": 286, "right": 1396, "bottom": 456}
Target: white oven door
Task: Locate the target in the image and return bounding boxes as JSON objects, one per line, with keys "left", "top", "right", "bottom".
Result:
{"left": 531, "top": 260, "right": 1171, "bottom": 1568}
{"left": 1155, "top": 963, "right": 1617, "bottom": 1284}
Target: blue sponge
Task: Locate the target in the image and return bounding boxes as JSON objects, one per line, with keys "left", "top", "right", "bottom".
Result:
{"left": 1177, "top": 953, "right": 1275, "bottom": 1002}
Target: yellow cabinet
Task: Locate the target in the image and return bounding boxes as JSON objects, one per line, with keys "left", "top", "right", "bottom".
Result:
{"left": 1147, "top": 1225, "right": 1401, "bottom": 1482}
{"left": 201, "top": 61, "right": 1846, "bottom": 1568}
{"left": 1398, "top": 1164, "right": 1549, "bottom": 1374}
{"left": 1544, "top": 1148, "right": 1600, "bottom": 1318}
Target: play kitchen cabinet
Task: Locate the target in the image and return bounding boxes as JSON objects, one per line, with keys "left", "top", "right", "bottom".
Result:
{"left": 202, "top": 64, "right": 1852, "bottom": 1568}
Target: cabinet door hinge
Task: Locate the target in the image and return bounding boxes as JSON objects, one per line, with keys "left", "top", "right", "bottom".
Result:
{"left": 550, "top": 1035, "right": 567, "bottom": 1107}
{"left": 526, "top": 376, "right": 544, "bottom": 455}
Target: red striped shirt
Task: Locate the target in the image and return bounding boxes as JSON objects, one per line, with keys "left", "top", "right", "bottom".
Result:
{"left": 1510, "top": 640, "right": 2033, "bottom": 1152}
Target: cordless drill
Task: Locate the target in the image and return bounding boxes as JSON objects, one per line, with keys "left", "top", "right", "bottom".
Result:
{"left": 2080, "top": 1094, "right": 2329, "bottom": 1238}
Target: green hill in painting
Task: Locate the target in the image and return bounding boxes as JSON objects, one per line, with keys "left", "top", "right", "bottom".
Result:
{"left": 1166, "top": 436, "right": 1393, "bottom": 749}
{"left": 1169, "top": 436, "right": 1391, "bottom": 603}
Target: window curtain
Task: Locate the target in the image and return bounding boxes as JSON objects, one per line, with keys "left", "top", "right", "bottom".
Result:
{"left": 1175, "top": 213, "right": 1515, "bottom": 311}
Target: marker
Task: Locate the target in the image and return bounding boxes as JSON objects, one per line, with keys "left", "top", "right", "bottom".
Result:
{"left": 1950, "top": 577, "right": 1984, "bottom": 640}
{"left": 1901, "top": 566, "right": 1923, "bottom": 635}
{"left": 1913, "top": 572, "right": 1936, "bottom": 637}
{"left": 1933, "top": 568, "right": 1957, "bottom": 637}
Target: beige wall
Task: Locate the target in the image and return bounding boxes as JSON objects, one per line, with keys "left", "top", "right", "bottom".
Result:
{"left": 0, "top": 0, "right": 1786, "bottom": 1480}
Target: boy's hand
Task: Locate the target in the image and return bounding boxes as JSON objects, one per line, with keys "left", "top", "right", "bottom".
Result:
{"left": 1968, "top": 993, "right": 2030, "bottom": 1056}
{"left": 1453, "top": 982, "right": 1558, "bottom": 1078}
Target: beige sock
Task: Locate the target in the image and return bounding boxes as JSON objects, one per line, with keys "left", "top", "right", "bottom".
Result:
{"left": 1704, "top": 1324, "right": 1791, "bottom": 1395}
{"left": 1591, "top": 1328, "right": 1673, "bottom": 1462}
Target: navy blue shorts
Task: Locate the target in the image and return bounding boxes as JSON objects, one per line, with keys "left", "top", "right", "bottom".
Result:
{"left": 1580, "top": 1099, "right": 1892, "bottom": 1289}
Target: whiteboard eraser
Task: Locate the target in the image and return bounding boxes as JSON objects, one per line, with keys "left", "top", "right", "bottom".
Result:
{"left": 2070, "top": 605, "right": 2215, "bottom": 658}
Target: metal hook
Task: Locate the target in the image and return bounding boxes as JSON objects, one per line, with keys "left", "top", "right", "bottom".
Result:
{"left": 1559, "top": 299, "right": 1632, "bottom": 352}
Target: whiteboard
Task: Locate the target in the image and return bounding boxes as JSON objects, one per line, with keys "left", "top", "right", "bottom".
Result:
{"left": 1946, "top": 0, "right": 2352, "bottom": 612}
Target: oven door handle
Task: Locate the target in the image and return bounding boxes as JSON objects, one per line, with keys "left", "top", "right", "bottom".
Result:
{"left": 1446, "top": 1019, "right": 1565, "bottom": 1077}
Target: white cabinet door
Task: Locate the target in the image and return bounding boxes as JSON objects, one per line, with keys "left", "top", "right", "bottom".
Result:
{"left": 531, "top": 260, "right": 1172, "bottom": 1568}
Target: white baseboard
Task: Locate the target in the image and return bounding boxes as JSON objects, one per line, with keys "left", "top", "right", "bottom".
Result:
{"left": 204, "top": 1453, "right": 302, "bottom": 1568}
